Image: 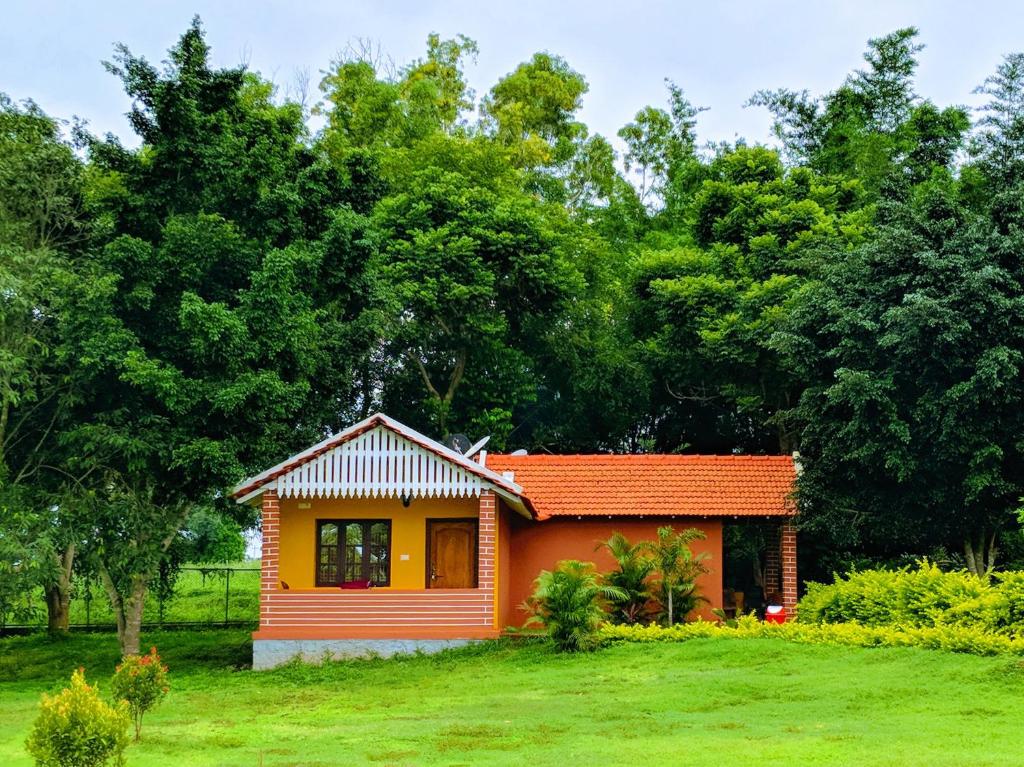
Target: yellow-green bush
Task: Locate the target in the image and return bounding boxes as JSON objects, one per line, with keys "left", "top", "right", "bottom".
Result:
{"left": 797, "top": 562, "right": 1024, "bottom": 635}
{"left": 24, "top": 668, "right": 129, "bottom": 767}
{"left": 599, "top": 614, "right": 1024, "bottom": 657}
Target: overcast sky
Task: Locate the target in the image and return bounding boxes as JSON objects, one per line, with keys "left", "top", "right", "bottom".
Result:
{"left": 3, "top": 1, "right": 1022, "bottom": 153}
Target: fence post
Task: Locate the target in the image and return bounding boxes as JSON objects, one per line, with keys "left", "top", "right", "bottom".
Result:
{"left": 224, "top": 568, "right": 232, "bottom": 625}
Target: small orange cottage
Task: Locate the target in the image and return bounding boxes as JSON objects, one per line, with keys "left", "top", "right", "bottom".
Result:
{"left": 232, "top": 413, "right": 797, "bottom": 668}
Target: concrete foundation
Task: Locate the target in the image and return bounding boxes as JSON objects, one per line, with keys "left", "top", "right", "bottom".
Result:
{"left": 252, "top": 638, "right": 478, "bottom": 670}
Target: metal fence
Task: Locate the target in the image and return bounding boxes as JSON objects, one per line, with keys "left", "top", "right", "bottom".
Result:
{"left": 0, "top": 564, "right": 261, "bottom": 635}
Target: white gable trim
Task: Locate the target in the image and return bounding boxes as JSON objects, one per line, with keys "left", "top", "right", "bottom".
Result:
{"left": 232, "top": 414, "right": 528, "bottom": 513}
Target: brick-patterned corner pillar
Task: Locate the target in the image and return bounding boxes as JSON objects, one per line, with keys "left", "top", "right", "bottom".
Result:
{"left": 763, "top": 529, "right": 780, "bottom": 601}
{"left": 780, "top": 519, "right": 798, "bottom": 613}
{"left": 259, "top": 490, "right": 280, "bottom": 629}
{"left": 477, "top": 490, "right": 496, "bottom": 628}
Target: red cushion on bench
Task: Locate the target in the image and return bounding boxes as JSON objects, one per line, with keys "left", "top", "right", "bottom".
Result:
{"left": 340, "top": 580, "right": 372, "bottom": 590}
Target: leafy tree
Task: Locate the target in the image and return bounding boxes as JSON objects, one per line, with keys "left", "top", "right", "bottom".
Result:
{"left": 402, "top": 33, "right": 479, "bottom": 133}
{"left": 0, "top": 504, "right": 47, "bottom": 627}
{"left": 750, "top": 28, "right": 969, "bottom": 194}
{"left": 642, "top": 526, "right": 709, "bottom": 625}
{"left": 318, "top": 33, "right": 479, "bottom": 162}
{"left": 0, "top": 94, "right": 95, "bottom": 631}
{"left": 69, "top": 19, "right": 376, "bottom": 653}
{"left": 368, "top": 134, "right": 577, "bottom": 438}
{"left": 779, "top": 173, "right": 1024, "bottom": 574}
{"left": 564, "top": 133, "right": 618, "bottom": 213}
{"left": 619, "top": 81, "right": 706, "bottom": 211}
{"left": 970, "top": 53, "right": 1024, "bottom": 190}
{"left": 481, "top": 52, "right": 588, "bottom": 171}
{"left": 632, "top": 145, "right": 870, "bottom": 453}
{"left": 179, "top": 507, "right": 246, "bottom": 563}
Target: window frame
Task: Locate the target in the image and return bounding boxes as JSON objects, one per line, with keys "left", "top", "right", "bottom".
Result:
{"left": 315, "top": 518, "right": 392, "bottom": 587}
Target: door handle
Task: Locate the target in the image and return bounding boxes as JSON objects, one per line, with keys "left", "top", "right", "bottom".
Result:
{"left": 431, "top": 565, "right": 439, "bottom": 581}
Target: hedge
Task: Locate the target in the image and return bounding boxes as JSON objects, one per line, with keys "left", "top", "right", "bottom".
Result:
{"left": 796, "top": 562, "right": 1024, "bottom": 636}
{"left": 599, "top": 615, "right": 1024, "bottom": 657}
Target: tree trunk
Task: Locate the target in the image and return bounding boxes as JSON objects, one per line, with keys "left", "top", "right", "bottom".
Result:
{"left": 963, "top": 529, "right": 998, "bottom": 579}
{"left": 777, "top": 426, "right": 797, "bottom": 456}
{"left": 99, "top": 565, "right": 148, "bottom": 656}
{"left": 44, "top": 584, "right": 70, "bottom": 633}
{"left": 44, "top": 543, "right": 75, "bottom": 633}
{"left": 667, "top": 585, "right": 674, "bottom": 626}
{"left": 122, "top": 582, "right": 146, "bottom": 656}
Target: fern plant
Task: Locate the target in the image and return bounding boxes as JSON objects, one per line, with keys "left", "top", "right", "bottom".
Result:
{"left": 597, "top": 532, "right": 656, "bottom": 624}
{"left": 524, "top": 560, "right": 626, "bottom": 651}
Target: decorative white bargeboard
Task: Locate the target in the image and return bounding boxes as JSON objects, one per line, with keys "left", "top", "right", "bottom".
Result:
{"left": 273, "top": 425, "right": 484, "bottom": 500}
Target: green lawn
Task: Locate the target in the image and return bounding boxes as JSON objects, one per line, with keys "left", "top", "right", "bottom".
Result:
{"left": 1, "top": 630, "right": 1023, "bottom": 766}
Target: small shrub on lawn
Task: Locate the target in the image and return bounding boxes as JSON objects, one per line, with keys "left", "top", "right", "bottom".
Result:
{"left": 524, "top": 560, "right": 625, "bottom": 652}
{"left": 110, "top": 646, "right": 169, "bottom": 741}
{"left": 600, "top": 615, "right": 1024, "bottom": 656}
{"left": 25, "top": 668, "right": 129, "bottom": 767}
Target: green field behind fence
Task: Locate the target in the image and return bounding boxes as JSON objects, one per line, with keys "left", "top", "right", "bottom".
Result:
{"left": 2, "top": 563, "right": 261, "bottom": 630}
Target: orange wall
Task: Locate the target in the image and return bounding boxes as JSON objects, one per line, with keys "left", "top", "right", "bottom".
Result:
{"left": 274, "top": 493, "right": 722, "bottom": 626}
{"left": 504, "top": 517, "right": 723, "bottom": 627}
{"left": 277, "top": 496, "right": 478, "bottom": 590}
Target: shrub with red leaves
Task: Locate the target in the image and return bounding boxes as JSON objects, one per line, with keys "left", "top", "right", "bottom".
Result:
{"left": 110, "top": 647, "right": 169, "bottom": 741}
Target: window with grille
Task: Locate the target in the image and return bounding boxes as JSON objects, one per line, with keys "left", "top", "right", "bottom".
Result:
{"left": 316, "top": 519, "right": 391, "bottom": 586}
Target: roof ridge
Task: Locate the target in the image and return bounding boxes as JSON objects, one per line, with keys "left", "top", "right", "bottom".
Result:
{"left": 488, "top": 453, "right": 793, "bottom": 460}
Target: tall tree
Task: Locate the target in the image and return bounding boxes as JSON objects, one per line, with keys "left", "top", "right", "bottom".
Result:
{"left": 318, "top": 32, "right": 479, "bottom": 162}
{"left": 318, "top": 40, "right": 604, "bottom": 445}
{"left": 618, "top": 81, "right": 705, "bottom": 212}
{"left": 750, "top": 28, "right": 968, "bottom": 194}
{"left": 632, "top": 145, "right": 870, "bottom": 453}
{"left": 0, "top": 94, "right": 93, "bottom": 631}
{"left": 778, "top": 173, "right": 1024, "bottom": 574}
{"left": 369, "top": 134, "right": 577, "bottom": 440}
{"left": 481, "top": 52, "right": 588, "bottom": 170}
{"left": 970, "top": 52, "right": 1024, "bottom": 189}
{"left": 70, "top": 18, "right": 376, "bottom": 652}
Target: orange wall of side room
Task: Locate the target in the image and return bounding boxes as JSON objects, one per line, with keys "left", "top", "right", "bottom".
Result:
{"left": 503, "top": 517, "right": 723, "bottom": 628}
{"left": 276, "top": 496, "right": 479, "bottom": 590}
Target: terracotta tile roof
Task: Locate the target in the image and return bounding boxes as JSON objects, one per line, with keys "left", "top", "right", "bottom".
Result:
{"left": 485, "top": 454, "right": 796, "bottom": 520}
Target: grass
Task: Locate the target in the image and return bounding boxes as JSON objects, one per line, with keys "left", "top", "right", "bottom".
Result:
{"left": 2, "top": 631, "right": 1024, "bottom": 765}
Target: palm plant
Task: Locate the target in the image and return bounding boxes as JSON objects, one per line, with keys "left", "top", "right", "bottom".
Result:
{"left": 524, "top": 560, "right": 626, "bottom": 652}
{"left": 642, "top": 526, "right": 710, "bottom": 626}
{"left": 597, "top": 532, "right": 656, "bottom": 624}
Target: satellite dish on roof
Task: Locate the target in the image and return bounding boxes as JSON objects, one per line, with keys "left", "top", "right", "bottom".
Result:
{"left": 444, "top": 433, "right": 472, "bottom": 454}
{"left": 511, "top": 449, "right": 528, "bottom": 456}
{"left": 464, "top": 435, "right": 490, "bottom": 457}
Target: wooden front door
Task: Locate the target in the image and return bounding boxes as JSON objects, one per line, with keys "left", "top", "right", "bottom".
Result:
{"left": 427, "top": 519, "right": 478, "bottom": 589}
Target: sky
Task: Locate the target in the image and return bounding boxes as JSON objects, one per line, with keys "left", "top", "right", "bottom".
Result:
{"left": 3, "top": 1, "right": 1023, "bottom": 155}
